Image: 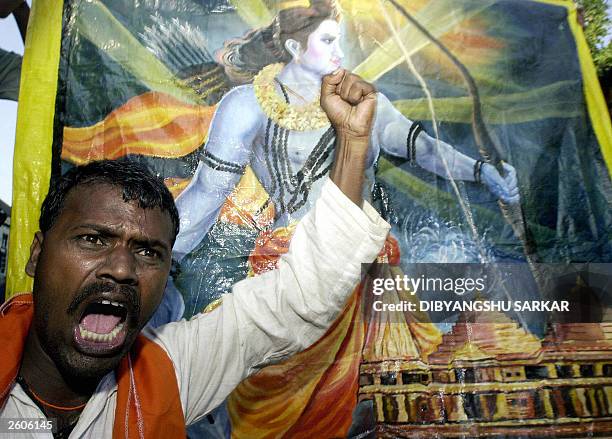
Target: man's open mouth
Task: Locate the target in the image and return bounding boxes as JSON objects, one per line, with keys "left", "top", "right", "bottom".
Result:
{"left": 73, "top": 299, "right": 130, "bottom": 354}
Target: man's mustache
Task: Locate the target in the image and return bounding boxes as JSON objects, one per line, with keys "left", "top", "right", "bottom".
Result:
{"left": 67, "top": 281, "right": 141, "bottom": 319}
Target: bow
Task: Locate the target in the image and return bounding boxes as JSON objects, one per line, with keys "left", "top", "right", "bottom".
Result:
{"left": 385, "top": 0, "right": 545, "bottom": 289}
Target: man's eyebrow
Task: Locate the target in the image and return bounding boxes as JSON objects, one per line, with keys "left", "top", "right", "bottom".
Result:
{"left": 72, "top": 224, "right": 170, "bottom": 250}
{"left": 320, "top": 33, "right": 337, "bottom": 39}
{"left": 71, "top": 224, "right": 118, "bottom": 236}
{"left": 132, "top": 237, "right": 171, "bottom": 251}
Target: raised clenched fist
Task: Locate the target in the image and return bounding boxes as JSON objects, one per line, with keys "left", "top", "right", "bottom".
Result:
{"left": 320, "top": 69, "right": 377, "bottom": 140}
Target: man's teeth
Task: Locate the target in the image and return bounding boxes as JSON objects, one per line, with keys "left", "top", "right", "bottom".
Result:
{"left": 100, "top": 299, "right": 125, "bottom": 308}
{"left": 79, "top": 323, "right": 124, "bottom": 343}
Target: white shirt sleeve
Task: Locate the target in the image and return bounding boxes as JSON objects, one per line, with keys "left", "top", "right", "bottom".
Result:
{"left": 144, "top": 178, "right": 390, "bottom": 425}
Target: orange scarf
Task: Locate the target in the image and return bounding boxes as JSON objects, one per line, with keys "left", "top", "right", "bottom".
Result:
{"left": 0, "top": 294, "right": 186, "bottom": 438}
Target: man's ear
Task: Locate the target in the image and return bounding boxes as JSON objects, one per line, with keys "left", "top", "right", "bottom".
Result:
{"left": 284, "top": 38, "right": 302, "bottom": 60}
{"left": 25, "top": 232, "right": 44, "bottom": 277}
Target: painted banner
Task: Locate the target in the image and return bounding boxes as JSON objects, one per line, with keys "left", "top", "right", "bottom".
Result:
{"left": 8, "top": 0, "right": 612, "bottom": 437}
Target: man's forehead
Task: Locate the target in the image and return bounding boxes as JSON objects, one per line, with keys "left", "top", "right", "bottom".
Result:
{"left": 64, "top": 183, "right": 132, "bottom": 214}
{"left": 56, "top": 183, "right": 173, "bottom": 238}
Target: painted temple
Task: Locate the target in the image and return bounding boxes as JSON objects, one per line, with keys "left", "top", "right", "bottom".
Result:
{"left": 359, "top": 306, "right": 612, "bottom": 437}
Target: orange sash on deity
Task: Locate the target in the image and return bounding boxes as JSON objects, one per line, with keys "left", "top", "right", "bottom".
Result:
{"left": 62, "top": 92, "right": 215, "bottom": 165}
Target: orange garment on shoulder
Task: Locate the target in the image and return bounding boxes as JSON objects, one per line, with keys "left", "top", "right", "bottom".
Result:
{"left": 0, "top": 294, "right": 186, "bottom": 439}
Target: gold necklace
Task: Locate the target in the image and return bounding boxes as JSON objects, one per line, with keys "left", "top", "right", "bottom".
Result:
{"left": 253, "top": 64, "right": 329, "bottom": 131}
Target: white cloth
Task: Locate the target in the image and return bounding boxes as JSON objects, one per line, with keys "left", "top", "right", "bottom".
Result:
{"left": 0, "top": 179, "right": 390, "bottom": 438}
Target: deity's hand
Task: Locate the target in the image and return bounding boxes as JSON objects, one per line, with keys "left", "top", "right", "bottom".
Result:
{"left": 481, "top": 162, "right": 520, "bottom": 205}
{"left": 320, "top": 69, "right": 377, "bottom": 141}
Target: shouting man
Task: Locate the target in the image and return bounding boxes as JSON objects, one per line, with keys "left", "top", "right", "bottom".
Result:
{"left": 0, "top": 70, "right": 389, "bottom": 437}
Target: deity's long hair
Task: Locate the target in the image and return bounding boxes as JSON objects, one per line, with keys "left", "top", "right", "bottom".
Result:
{"left": 217, "top": 0, "right": 339, "bottom": 84}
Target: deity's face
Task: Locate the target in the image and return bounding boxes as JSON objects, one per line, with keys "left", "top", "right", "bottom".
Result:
{"left": 298, "top": 19, "right": 344, "bottom": 76}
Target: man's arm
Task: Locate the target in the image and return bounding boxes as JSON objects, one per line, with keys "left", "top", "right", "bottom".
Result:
{"left": 146, "top": 71, "right": 389, "bottom": 424}
{"left": 321, "top": 69, "right": 377, "bottom": 206}
{"left": 147, "top": 177, "right": 389, "bottom": 424}
{"left": 0, "top": 0, "right": 29, "bottom": 42}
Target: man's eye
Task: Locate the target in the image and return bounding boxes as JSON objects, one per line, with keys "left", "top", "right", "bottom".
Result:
{"left": 80, "top": 235, "right": 104, "bottom": 246}
{"left": 137, "top": 248, "right": 161, "bottom": 260}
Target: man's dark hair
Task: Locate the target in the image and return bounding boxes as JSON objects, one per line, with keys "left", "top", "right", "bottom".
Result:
{"left": 39, "top": 160, "right": 180, "bottom": 241}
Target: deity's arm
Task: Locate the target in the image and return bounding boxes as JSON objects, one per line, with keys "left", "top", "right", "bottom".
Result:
{"left": 173, "top": 86, "right": 263, "bottom": 260}
{"left": 374, "top": 93, "right": 519, "bottom": 203}
{"left": 375, "top": 93, "right": 477, "bottom": 181}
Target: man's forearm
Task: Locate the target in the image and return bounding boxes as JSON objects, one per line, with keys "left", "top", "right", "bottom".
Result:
{"left": 1, "top": 1, "right": 29, "bottom": 42}
{"left": 330, "top": 134, "right": 369, "bottom": 206}
{"left": 0, "top": 0, "right": 23, "bottom": 17}
{"left": 13, "top": 1, "right": 29, "bottom": 42}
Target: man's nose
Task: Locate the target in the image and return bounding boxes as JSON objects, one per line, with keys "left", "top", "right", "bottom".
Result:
{"left": 97, "top": 245, "right": 138, "bottom": 285}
